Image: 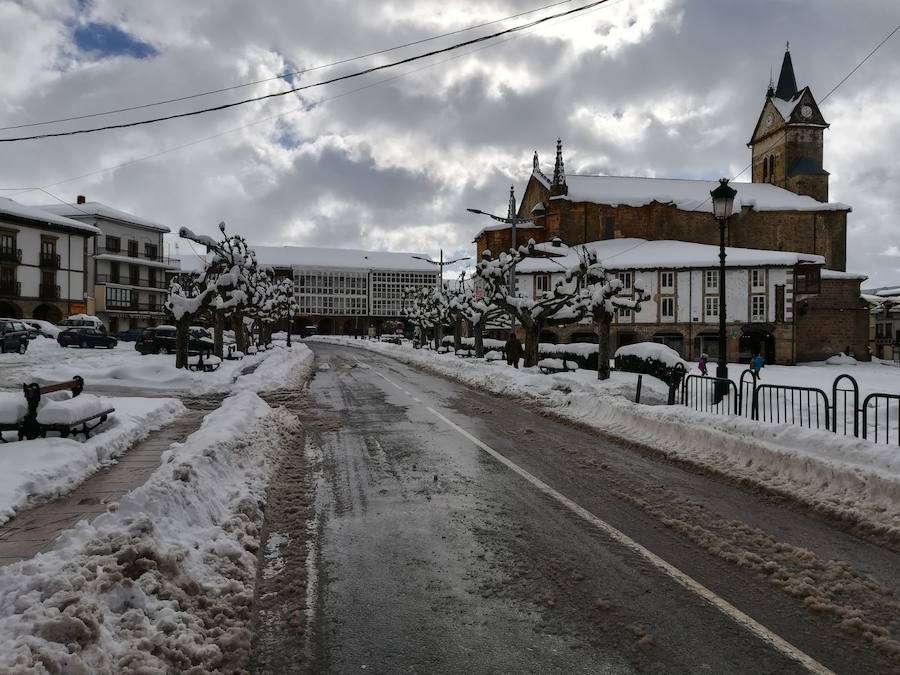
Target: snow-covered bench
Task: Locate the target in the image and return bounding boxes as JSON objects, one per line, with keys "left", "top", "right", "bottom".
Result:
{"left": 6, "top": 377, "right": 115, "bottom": 441}
{"left": 187, "top": 354, "right": 222, "bottom": 372}
{"left": 225, "top": 344, "right": 244, "bottom": 360}
{"left": 538, "top": 357, "right": 577, "bottom": 374}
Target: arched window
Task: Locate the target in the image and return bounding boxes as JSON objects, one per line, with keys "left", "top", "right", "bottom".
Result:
{"left": 769, "top": 154, "right": 776, "bottom": 183}
{"left": 762, "top": 156, "right": 769, "bottom": 182}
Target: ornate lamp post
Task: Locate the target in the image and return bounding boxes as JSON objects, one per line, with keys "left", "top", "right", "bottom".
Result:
{"left": 710, "top": 178, "right": 737, "bottom": 396}
{"left": 410, "top": 249, "right": 471, "bottom": 348}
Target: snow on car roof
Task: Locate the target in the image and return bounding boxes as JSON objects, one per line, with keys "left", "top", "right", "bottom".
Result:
{"left": 553, "top": 175, "right": 850, "bottom": 213}
{"left": 36, "top": 201, "right": 170, "bottom": 232}
{"left": 0, "top": 198, "right": 101, "bottom": 235}
{"left": 515, "top": 238, "right": 825, "bottom": 273}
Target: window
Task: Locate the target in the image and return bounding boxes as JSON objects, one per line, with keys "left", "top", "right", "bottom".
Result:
{"left": 145, "top": 243, "right": 158, "bottom": 260}
{"left": 106, "top": 236, "right": 121, "bottom": 253}
{"left": 704, "top": 296, "right": 719, "bottom": 321}
{"left": 129, "top": 264, "right": 140, "bottom": 286}
{"left": 660, "top": 271, "right": 674, "bottom": 293}
{"left": 794, "top": 266, "right": 821, "bottom": 295}
{"left": 705, "top": 270, "right": 718, "bottom": 292}
{"left": 763, "top": 156, "right": 769, "bottom": 182}
{"left": 616, "top": 307, "right": 632, "bottom": 322}
{"left": 127, "top": 240, "right": 138, "bottom": 257}
{"left": 617, "top": 272, "right": 633, "bottom": 292}
{"left": 109, "top": 261, "right": 120, "bottom": 284}
{"left": 603, "top": 216, "right": 615, "bottom": 240}
{"left": 751, "top": 294, "right": 766, "bottom": 322}
{"left": 661, "top": 297, "right": 675, "bottom": 320}
{"left": 148, "top": 268, "right": 157, "bottom": 287}
{"left": 0, "top": 232, "right": 15, "bottom": 259}
{"left": 535, "top": 274, "right": 550, "bottom": 295}
{"left": 751, "top": 269, "right": 765, "bottom": 291}
{"left": 107, "top": 287, "right": 132, "bottom": 308}
{"left": 768, "top": 154, "right": 776, "bottom": 183}
{"left": 876, "top": 324, "right": 884, "bottom": 338}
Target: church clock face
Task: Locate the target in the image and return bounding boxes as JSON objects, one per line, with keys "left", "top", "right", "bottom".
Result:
{"left": 765, "top": 113, "right": 774, "bottom": 127}
{"left": 800, "top": 104, "right": 813, "bottom": 119}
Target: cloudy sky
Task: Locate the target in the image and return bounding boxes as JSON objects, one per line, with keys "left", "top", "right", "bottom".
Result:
{"left": 1, "top": 0, "right": 898, "bottom": 284}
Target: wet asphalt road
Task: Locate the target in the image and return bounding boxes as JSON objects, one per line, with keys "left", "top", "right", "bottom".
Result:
{"left": 291, "top": 342, "right": 900, "bottom": 674}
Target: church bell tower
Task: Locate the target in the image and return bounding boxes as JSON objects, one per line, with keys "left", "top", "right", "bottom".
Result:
{"left": 748, "top": 44, "right": 830, "bottom": 202}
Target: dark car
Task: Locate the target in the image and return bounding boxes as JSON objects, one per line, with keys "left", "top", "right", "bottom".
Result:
{"left": 114, "top": 329, "right": 144, "bottom": 342}
{"left": 135, "top": 325, "right": 214, "bottom": 356}
{"left": 0, "top": 318, "right": 30, "bottom": 354}
{"left": 57, "top": 327, "right": 117, "bottom": 349}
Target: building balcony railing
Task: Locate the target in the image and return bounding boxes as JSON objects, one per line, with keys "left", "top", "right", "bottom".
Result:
{"left": 39, "top": 284, "right": 60, "bottom": 299}
{"left": 0, "top": 247, "right": 22, "bottom": 264}
{"left": 0, "top": 280, "right": 20, "bottom": 297}
{"left": 39, "top": 252, "right": 61, "bottom": 269}
{"left": 96, "top": 274, "right": 168, "bottom": 289}
{"left": 95, "top": 246, "right": 178, "bottom": 266}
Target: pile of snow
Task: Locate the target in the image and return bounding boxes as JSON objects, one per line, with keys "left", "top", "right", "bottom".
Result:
{"left": 312, "top": 336, "right": 900, "bottom": 539}
{"left": 0, "top": 398, "right": 183, "bottom": 525}
{"left": 0, "top": 392, "right": 299, "bottom": 673}
{"left": 231, "top": 344, "right": 314, "bottom": 393}
{"left": 615, "top": 342, "right": 686, "bottom": 368}
{"left": 35, "top": 394, "right": 112, "bottom": 425}
{"left": 540, "top": 342, "right": 598, "bottom": 357}
{"left": 0, "top": 393, "right": 27, "bottom": 425}
{"left": 485, "top": 350, "right": 503, "bottom": 361}
{"left": 538, "top": 358, "right": 577, "bottom": 371}
{"left": 825, "top": 353, "right": 858, "bottom": 366}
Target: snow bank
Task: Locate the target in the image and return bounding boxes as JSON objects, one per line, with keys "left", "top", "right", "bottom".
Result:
{"left": 538, "top": 358, "right": 576, "bottom": 371}
{"left": 0, "top": 397, "right": 184, "bottom": 525}
{"left": 0, "top": 392, "right": 300, "bottom": 673}
{"left": 825, "top": 353, "right": 858, "bottom": 366}
{"left": 615, "top": 342, "right": 686, "bottom": 368}
{"left": 231, "top": 344, "right": 314, "bottom": 393}
{"left": 312, "top": 337, "right": 900, "bottom": 539}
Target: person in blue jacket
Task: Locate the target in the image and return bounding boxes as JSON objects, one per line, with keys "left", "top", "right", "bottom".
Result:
{"left": 751, "top": 353, "right": 765, "bottom": 379}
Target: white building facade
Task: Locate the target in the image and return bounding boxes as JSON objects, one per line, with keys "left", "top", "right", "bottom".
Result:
{"left": 0, "top": 198, "right": 98, "bottom": 323}
{"left": 513, "top": 238, "right": 838, "bottom": 364}
{"left": 38, "top": 198, "right": 179, "bottom": 332}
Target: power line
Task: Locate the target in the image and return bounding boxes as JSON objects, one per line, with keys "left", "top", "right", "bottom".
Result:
{"left": 0, "top": 0, "right": 613, "bottom": 143}
{"left": 820, "top": 23, "right": 900, "bottom": 103}
{"left": 0, "top": 0, "right": 576, "bottom": 133}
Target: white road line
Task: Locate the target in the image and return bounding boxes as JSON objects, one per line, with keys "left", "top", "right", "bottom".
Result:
{"left": 368, "top": 365, "right": 833, "bottom": 675}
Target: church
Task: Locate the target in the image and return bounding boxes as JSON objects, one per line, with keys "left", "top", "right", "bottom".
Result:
{"left": 472, "top": 47, "right": 869, "bottom": 364}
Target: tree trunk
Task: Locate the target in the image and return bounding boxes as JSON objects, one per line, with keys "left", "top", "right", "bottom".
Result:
{"left": 214, "top": 312, "right": 224, "bottom": 358}
{"left": 597, "top": 314, "right": 612, "bottom": 380}
{"left": 434, "top": 325, "right": 441, "bottom": 352}
{"left": 175, "top": 317, "right": 191, "bottom": 369}
{"left": 473, "top": 321, "right": 485, "bottom": 358}
{"left": 232, "top": 313, "right": 248, "bottom": 352}
{"left": 453, "top": 319, "right": 462, "bottom": 352}
{"left": 523, "top": 323, "right": 540, "bottom": 368}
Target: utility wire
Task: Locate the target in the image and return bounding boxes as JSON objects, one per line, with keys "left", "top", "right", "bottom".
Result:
{"left": 0, "top": 0, "right": 613, "bottom": 143}
{"left": 0, "top": 0, "right": 575, "bottom": 132}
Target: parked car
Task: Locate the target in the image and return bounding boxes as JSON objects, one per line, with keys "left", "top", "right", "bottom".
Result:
{"left": 22, "top": 319, "right": 61, "bottom": 339}
{"left": 0, "top": 318, "right": 30, "bottom": 354}
{"left": 58, "top": 315, "right": 107, "bottom": 333}
{"left": 135, "top": 325, "right": 214, "bottom": 355}
{"left": 57, "top": 327, "right": 117, "bottom": 349}
{"left": 379, "top": 334, "right": 401, "bottom": 344}
{"left": 114, "top": 329, "right": 144, "bottom": 342}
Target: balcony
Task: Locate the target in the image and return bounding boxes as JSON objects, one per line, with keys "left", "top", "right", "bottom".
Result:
{"left": 96, "top": 273, "right": 168, "bottom": 289}
{"left": 39, "top": 284, "right": 60, "bottom": 299}
{"left": 107, "top": 300, "right": 165, "bottom": 313}
{"left": 95, "top": 246, "right": 178, "bottom": 267}
{"left": 0, "top": 280, "right": 20, "bottom": 297}
{"left": 39, "top": 252, "right": 61, "bottom": 269}
{"left": 0, "top": 247, "right": 21, "bottom": 264}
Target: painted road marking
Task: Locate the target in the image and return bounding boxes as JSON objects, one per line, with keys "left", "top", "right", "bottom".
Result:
{"left": 368, "top": 365, "right": 834, "bottom": 675}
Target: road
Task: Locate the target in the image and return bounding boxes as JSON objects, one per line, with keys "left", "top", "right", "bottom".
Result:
{"left": 255, "top": 342, "right": 900, "bottom": 674}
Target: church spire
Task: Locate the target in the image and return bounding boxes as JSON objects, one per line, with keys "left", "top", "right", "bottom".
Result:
{"left": 507, "top": 185, "right": 516, "bottom": 220}
{"left": 551, "top": 138, "right": 567, "bottom": 196}
{"left": 766, "top": 65, "right": 775, "bottom": 98}
{"left": 532, "top": 150, "right": 540, "bottom": 172}
{"left": 775, "top": 42, "right": 798, "bottom": 101}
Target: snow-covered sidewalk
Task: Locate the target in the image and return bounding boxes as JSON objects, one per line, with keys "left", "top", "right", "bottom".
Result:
{"left": 312, "top": 337, "right": 900, "bottom": 540}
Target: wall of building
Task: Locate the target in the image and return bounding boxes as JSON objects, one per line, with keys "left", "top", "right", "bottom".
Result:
{"left": 794, "top": 278, "right": 869, "bottom": 361}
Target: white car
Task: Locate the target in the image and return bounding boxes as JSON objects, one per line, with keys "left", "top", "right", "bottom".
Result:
{"left": 23, "top": 319, "right": 61, "bottom": 339}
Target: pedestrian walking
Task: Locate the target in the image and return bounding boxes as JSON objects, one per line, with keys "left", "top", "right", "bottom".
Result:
{"left": 504, "top": 333, "right": 523, "bottom": 369}
{"left": 698, "top": 353, "right": 709, "bottom": 376}
{"left": 751, "top": 353, "right": 765, "bottom": 379}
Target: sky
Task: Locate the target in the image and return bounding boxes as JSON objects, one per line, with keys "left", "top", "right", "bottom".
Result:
{"left": 0, "top": 0, "right": 898, "bottom": 285}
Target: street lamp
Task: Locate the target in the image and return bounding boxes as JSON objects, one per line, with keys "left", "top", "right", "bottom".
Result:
{"left": 468, "top": 186, "right": 536, "bottom": 330}
{"left": 710, "top": 178, "right": 737, "bottom": 397}
{"left": 411, "top": 249, "right": 471, "bottom": 348}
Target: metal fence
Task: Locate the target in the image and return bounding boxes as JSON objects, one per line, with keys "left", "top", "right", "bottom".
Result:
{"left": 677, "top": 370, "right": 900, "bottom": 447}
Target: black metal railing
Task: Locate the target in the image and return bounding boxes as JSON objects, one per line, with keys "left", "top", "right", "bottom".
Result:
{"left": 0, "top": 247, "right": 21, "bottom": 264}
{"left": 39, "top": 283, "right": 60, "bottom": 299}
{"left": 754, "top": 384, "right": 830, "bottom": 430}
{"left": 96, "top": 274, "right": 168, "bottom": 289}
{"left": 862, "top": 393, "right": 900, "bottom": 445}
{"left": 95, "top": 246, "right": 178, "bottom": 266}
{"left": 0, "top": 280, "right": 20, "bottom": 297}
{"left": 39, "top": 252, "right": 61, "bottom": 269}
{"left": 681, "top": 375, "right": 739, "bottom": 415}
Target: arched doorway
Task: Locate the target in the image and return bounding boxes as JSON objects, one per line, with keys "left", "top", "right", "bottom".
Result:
{"left": 740, "top": 326, "right": 776, "bottom": 364}
{"left": 32, "top": 304, "right": 62, "bottom": 323}
{"left": 0, "top": 301, "right": 22, "bottom": 318}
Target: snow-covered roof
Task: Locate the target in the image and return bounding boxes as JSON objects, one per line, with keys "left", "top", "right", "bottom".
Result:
{"left": 180, "top": 245, "right": 443, "bottom": 273}
{"left": 874, "top": 287, "right": 900, "bottom": 297}
{"left": 552, "top": 175, "right": 850, "bottom": 213}
{"left": 821, "top": 269, "right": 867, "bottom": 281}
{"left": 36, "top": 201, "right": 170, "bottom": 233}
{"left": 773, "top": 96, "right": 799, "bottom": 123}
{"left": 0, "top": 197, "right": 101, "bottom": 235}
{"left": 515, "top": 238, "right": 825, "bottom": 273}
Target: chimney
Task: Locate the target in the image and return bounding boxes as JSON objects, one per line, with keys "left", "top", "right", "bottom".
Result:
{"left": 76, "top": 195, "right": 86, "bottom": 204}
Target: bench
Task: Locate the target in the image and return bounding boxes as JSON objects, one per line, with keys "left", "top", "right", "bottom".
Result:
{"left": 187, "top": 353, "right": 222, "bottom": 372}
{"left": 538, "top": 358, "right": 577, "bottom": 375}
{"left": 10, "top": 376, "right": 115, "bottom": 441}
{"left": 224, "top": 344, "right": 244, "bottom": 360}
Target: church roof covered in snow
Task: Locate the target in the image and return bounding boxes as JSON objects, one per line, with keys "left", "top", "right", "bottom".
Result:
{"left": 514, "top": 238, "right": 825, "bottom": 273}
{"left": 551, "top": 175, "right": 849, "bottom": 213}
{"left": 36, "top": 201, "right": 170, "bottom": 232}
{"left": 180, "top": 245, "right": 441, "bottom": 273}
{"left": 0, "top": 197, "right": 101, "bottom": 235}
